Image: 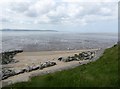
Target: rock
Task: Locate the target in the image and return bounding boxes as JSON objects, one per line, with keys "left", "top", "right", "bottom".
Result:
{"left": 21, "top": 68, "right": 28, "bottom": 72}
{"left": 39, "top": 64, "right": 44, "bottom": 69}
{"left": 0, "top": 71, "right": 2, "bottom": 80}
{"left": 75, "top": 57, "right": 81, "bottom": 61}
{"left": 2, "top": 68, "right": 15, "bottom": 80}
{"left": 32, "top": 65, "right": 39, "bottom": 71}
{"left": 50, "top": 62, "right": 56, "bottom": 66}
{"left": 57, "top": 51, "right": 96, "bottom": 62}
{"left": 91, "top": 52, "right": 95, "bottom": 59}
{"left": 79, "top": 53, "right": 84, "bottom": 58}
{"left": 61, "top": 58, "right": 69, "bottom": 62}
{"left": 1, "top": 61, "right": 57, "bottom": 80}
{"left": 26, "top": 66, "right": 33, "bottom": 72}
{"left": 15, "top": 69, "right": 21, "bottom": 75}
{"left": 1, "top": 50, "right": 23, "bottom": 64}
{"left": 58, "top": 57, "right": 63, "bottom": 61}
{"left": 44, "top": 61, "right": 51, "bottom": 67}
{"left": 14, "top": 60, "right": 19, "bottom": 63}
{"left": 82, "top": 52, "right": 89, "bottom": 57}
{"left": 42, "top": 62, "right": 47, "bottom": 68}
{"left": 14, "top": 69, "right": 24, "bottom": 75}
{"left": 74, "top": 54, "right": 78, "bottom": 57}
{"left": 40, "top": 61, "right": 56, "bottom": 69}
{"left": 2, "top": 75, "right": 9, "bottom": 80}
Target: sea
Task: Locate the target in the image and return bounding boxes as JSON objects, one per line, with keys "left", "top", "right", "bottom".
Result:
{"left": 0, "top": 31, "right": 118, "bottom": 52}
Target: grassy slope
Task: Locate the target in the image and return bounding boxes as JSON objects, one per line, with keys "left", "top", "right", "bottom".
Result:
{"left": 3, "top": 45, "right": 119, "bottom": 88}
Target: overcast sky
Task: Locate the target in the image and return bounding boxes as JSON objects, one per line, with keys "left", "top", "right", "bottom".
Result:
{"left": 0, "top": 0, "right": 118, "bottom": 32}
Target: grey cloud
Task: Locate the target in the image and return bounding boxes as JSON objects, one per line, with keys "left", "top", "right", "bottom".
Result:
{"left": 0, "top": 18, "right": 11, "bottom": 23}
{"left": 0, "top": 0, "right": 117, "bottom": 25}
{"left": 24, "top": 0, "right": 56, "bottom": 17}
{"left": 25, "top": 10, "right": 38, "bottom": 17}
{"left": 10, "top": 2, "right": 31, "bottom": 13}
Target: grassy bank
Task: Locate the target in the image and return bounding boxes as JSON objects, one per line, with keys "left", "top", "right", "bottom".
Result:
{"left": 3, "top": 44, "right": 119, "bottom": 88}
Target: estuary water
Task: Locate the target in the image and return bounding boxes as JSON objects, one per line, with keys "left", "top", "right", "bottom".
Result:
{"left": 0, "top": 31, "right": 118, "bottom": 52}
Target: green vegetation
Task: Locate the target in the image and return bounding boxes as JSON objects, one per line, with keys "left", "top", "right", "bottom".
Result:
{"left": 3, "top": 44, "right": 119, "bottom": 88}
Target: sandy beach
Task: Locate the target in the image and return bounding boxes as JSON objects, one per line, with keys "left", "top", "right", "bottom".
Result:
{"left": 1, "top": 48, "right": 104, "bottom": 87}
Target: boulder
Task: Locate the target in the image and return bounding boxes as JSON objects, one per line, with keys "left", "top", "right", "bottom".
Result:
{"left": 82, "top": 52, "right": 89, "bottom": 57}
{"left": 44, "top": 61, "right": 51, "bottom": 67}
{"left": 57, "top": 51, "right": 96, "bottom": 62}
{"left": 1, "top": 61, "right": 57, "bottom": 80}
{"left": 61, "top": 58, "right": 69, "bottom": 62}
{"left": 32, "top": 65, "right": 40, "bottom": 71}
{"left": 50, "top": 62, "right": 56, "bottom": 66}
{"left": 39, "top": 64, "right": 44, "bottom": 69}
{"left": 21, "top": 67, "right": 28, "bottom": 72}
{"left": 2, "top": 68, "right": 15, "bottom": 80}
{"left": 42, "top": 62, "right": 47, "bottom": 68}
{"left": 14, "top": 69, "right": 24, "bottom": 75}
{"left": 75, "top": 57, "right": 81, "bottom": 61}
{"left": 40, "top": 61, "right": 56, "bottom": 69}
{"left": 26, "top": 66, "right": 33, "bottom": 72}
{"left": 58, "top": 57, "right": 63, "bottom": 61}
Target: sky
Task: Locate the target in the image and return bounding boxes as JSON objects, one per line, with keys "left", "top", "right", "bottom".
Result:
{"left": 0, "top": 0, "right": 119, "bottom": 33}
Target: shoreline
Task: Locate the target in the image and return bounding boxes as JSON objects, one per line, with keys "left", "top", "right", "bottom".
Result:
{"left": 1, "top": 48, "right": 104, "bottom": 87}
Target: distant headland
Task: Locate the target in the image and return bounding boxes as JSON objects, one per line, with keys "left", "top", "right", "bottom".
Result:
{"left": 0, "top": 29, "right": 58, "bottom": 32}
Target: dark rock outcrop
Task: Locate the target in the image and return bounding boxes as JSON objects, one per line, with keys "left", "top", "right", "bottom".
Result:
{"left": 58, "top": 51, "right": 96, "bottom": 62}
{"left": 1, "top": 68, "right": 15, "bottom": 80}
{"left": 1, "top": 61, "right": 56, "bottom": 80}
{"left": 0, "top": 50, "right": 23, "bottom": 64}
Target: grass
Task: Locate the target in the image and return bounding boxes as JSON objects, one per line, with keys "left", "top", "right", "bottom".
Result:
{"left": 3, "top": 44, "right": 119, "bottom": 88}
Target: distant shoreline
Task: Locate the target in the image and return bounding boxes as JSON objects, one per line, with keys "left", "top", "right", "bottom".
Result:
{"left": 0, "top": 29, "right": 58, "bottom": 32}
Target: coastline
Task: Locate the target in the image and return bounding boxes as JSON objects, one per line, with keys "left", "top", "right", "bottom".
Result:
{"left": 1, "top": 48, "right": 104, "bottom": 87}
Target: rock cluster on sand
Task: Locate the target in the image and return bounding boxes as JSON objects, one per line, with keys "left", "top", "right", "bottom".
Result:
{"left": 0, "top": 50, "right": 96, "bottom": 80}
{"left": 1, "top": 68, "right": 16, "bottom": 80}
{"left": 58, "top": 51, "right": 95, "bottom": 62}
{"left": 0, "top": 50, "right": 23, "bottom": 64}
{"left": 1, "top": 61, "right": 56, "bottom": 80}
